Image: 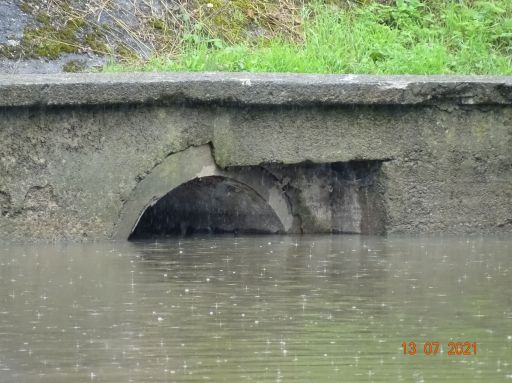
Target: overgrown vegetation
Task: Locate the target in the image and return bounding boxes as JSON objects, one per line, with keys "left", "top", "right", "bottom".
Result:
{"left": 105, "top": 0, "right": 512, "bottom": 75}
{"left": 5, "top": 0, "right": 510, "bottom": 74}
{"left": 6, "top": 0, "right": 303, "bottom": 62}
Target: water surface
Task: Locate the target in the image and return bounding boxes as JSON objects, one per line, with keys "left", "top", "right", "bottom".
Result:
{"left": 0, "top": 235, "right": 510, "bottom": 382}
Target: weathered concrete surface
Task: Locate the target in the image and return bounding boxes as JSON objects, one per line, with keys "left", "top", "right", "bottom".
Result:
{"left": 0, "top": 103, "right": 213, "bottom": 240}
{"left": 0, "top": 54, "right": 107, "bottom": 75}
{"left": 263, "top": 161, "right": 386, "bottom": 235}
{"left": 122, "top": 145, "right": 383, "bottom": 239}
{"left": 0, "top": 0, "right": 29, "bottom": 45}
{"left": 2, "top": 73, "right": 512, "bottom": 107}
{"left": 0, "top": 73, "right": 511, "bottom": 240}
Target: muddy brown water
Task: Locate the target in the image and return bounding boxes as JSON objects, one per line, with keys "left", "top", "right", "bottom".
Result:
{"left": 0, "top": 235, "right": 510, "bottom": 382}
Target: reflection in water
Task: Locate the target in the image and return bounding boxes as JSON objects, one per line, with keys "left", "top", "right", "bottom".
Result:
{"left": 0, "top": 235, "right": 510, "bottom": 382}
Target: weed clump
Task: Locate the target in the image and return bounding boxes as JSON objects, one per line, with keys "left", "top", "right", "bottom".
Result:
{"left": 63, "top": 60, "right": 86, "bottom": 72}
{"left": 23, "top": 16, "right": 84, "bottom": 59}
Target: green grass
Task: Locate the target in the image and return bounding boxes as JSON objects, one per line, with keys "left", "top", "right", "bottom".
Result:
{"left": 105, "top": 0, "right": 512, "bottom": 75}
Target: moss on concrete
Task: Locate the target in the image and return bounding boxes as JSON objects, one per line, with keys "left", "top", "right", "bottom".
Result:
{"left": 6, "top": 1, "right": 93, "bottom": 59}
{"left": 85, "top": 28, "right": 109, "bottom": 54}
{"left": 16, "top": 0, "right": 86, "bottom": 59}
{"left": 0, "top": 44, "right": 24, "bottom": 60}
{"left": 149, "top": 17, "right": 165, "bottom": 31}
{"left": 115, "top": 44, "right": 139, "bottom": 61}
{"left": 23, "top": 22, "right": 81, "bottom": 59}
{"left": 63, "top": 60, "right": 86, "bottom": 73}
{"left": 2, "top": 0, "right": 304, "bottom": 63}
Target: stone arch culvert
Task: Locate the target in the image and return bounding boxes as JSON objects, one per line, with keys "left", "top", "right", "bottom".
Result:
{"left": 113, "top": 145, "right": 295, "bottom": 240}
{"left": 113, "top": 145, "right": 385, "bottom": 240}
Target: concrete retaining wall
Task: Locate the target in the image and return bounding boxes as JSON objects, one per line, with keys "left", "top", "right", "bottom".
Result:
{"left": 0, "top": 73, "right": 511, "bottom": 240}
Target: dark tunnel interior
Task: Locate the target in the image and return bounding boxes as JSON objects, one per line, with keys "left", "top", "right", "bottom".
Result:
{"left": 129, "top": 176, "right": 284, "bottom": 240}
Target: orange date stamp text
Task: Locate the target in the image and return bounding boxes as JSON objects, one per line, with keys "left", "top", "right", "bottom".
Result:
{"left": 402, "top": 341, "right": 477, "bottom": 356}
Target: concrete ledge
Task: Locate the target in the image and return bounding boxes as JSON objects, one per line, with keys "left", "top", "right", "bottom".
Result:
{"left": 1, "top": 73, "right": 512, "bottom": 107}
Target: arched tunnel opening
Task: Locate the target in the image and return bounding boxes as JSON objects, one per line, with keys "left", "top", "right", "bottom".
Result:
{"left": 129, "top": 176, "right": 285, "bottom": 240}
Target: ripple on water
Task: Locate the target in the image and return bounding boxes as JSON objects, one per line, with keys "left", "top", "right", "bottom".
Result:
{"left": 0, "top": 235, "right": 510, "bottom": 382}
